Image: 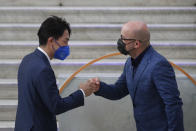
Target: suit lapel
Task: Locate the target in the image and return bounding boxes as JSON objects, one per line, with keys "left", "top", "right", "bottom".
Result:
{"left": 133, "top": 58, "right": 149, "bottom": 92}
{"left": 128, "top": 58, "right": 135, "bottom": 97}
{"left": 132, "top": 47, "right": 153, "bottom": 101}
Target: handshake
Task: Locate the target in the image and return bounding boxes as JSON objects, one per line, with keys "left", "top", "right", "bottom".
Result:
{"left": 79, "top": 78, "right": 100, "bottom": 97}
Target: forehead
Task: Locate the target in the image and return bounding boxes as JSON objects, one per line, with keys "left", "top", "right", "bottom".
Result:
{"left": 121, "top": 25, "right": 134, "bottom": 38}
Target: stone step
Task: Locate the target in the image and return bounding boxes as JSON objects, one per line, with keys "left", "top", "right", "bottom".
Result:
{"left": 0, "top": 7, "right": 195, "bottom": 24}
{"left": 0, "top": 0, "right": 195, "bottom": 6}
{"left": 0, "top": 24, "right": 196, "bottom": 41}
{"left": 0, "top": 121, "right": 59, "bottom": 131}
{"left": 1, "top": 70, "right": 196, "bottom": 99}
{"left": 0, "top": 100, "right": 17, "bottom": 121}
{"left": 0, "top": 41, "right": 196, "bottom": 59}
{"left": 0, "top": 59, "right": 195, "bottom": 79}
{"left": 0, "top": 79, "right": 17, "bottom": 99}
{"left": 0, "top": 79, "right": 60, "bottom": 100}
{"left": 0, "top": 75, "right": 195, "bottom": 121}
{"left": 0, "top": 121, "right": 14, "bottom": 131}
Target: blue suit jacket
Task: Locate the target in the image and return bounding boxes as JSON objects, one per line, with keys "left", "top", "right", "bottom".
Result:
{"left": 95, "top": 46, "right": 184, "bottom": 131}
{"left": 15, "top": 49, "right": 84, "bottom": 131}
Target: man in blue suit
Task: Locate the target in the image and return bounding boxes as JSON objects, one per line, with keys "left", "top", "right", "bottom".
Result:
{"left": 15, "top": 16, "right": 97, "bottom": 131}
{"left": 92, "top": 21, "right": 184, "bottom": 131}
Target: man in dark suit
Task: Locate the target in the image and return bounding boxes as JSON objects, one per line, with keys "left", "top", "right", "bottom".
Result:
{"left": 91, "top": 21, "right": 184, "bottom": 131}
{"left": 15, "top": 16, "right": 97, "bottom": 131}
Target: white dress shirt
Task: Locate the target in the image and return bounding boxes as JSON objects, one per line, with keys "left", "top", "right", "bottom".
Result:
{"left": 37, "top": 47, "right": 51, "bottom": 65}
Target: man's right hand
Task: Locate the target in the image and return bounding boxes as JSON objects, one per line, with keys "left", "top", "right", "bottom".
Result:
{"left": 90, "top": 77, "right": 100, "bottom": 92}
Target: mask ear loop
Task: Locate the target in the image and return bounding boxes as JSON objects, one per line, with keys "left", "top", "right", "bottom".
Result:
{"left": 52, "top": 44, "right": 56, "bottom": 51}
{"left": 54, "top": 40, "right": 62, "bottom": 47}
{"left": 52, "top": 39, "right": 61, "bottom": 52}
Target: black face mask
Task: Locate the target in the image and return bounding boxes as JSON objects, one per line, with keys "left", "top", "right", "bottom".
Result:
{"left": 117, "top": 38, "right": 129, "bottom": 55}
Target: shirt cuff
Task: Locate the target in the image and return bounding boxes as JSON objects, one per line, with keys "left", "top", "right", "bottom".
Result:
{"left": 80, "top": 89, "right": 86, "bottom": 97}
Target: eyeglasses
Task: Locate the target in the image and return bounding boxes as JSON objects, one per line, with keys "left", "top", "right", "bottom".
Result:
{"left": 120, "top": 35, "right": 136, "bottom": 42}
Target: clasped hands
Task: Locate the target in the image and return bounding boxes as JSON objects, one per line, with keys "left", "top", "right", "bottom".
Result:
{"left": 79, "top": 78, "right": 100, "bottom": 97}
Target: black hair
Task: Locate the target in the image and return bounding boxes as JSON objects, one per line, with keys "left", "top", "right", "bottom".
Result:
{"left": 37, "top": 16, "right": 71, "bottom": 46}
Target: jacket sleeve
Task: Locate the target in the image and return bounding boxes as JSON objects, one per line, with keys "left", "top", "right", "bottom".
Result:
{"left": 152, "top": 60, "right": 184, "bottom": 131}
{"left": 94, "top": 60, "right": 129, "bottom": 100}
{"left": 35, "top": 67, "right": 84, "bottom": 115}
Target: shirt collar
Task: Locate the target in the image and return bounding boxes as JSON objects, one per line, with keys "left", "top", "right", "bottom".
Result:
{"left": 37, "top": 47, "right": 51, "bottom": 65}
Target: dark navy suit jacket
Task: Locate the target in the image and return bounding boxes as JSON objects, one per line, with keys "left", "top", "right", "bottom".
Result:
{"left": 15, "top": 49, "right": 84, "bottom": 131}
{"left": 95, "top": 46, "right": 184, "bottom": 131}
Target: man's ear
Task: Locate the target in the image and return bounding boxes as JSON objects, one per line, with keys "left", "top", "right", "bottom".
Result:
{"left": 135, "top": 40, "right": 140, "bottom": 48}
{"left": 48, "top": 37, "right": 54, "bottom": 44}
{"left": 47, "top": 37, "right": 55, "bottom": 48}
{"left": 46, "top": 37, "right": 55, "bottom": 51}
